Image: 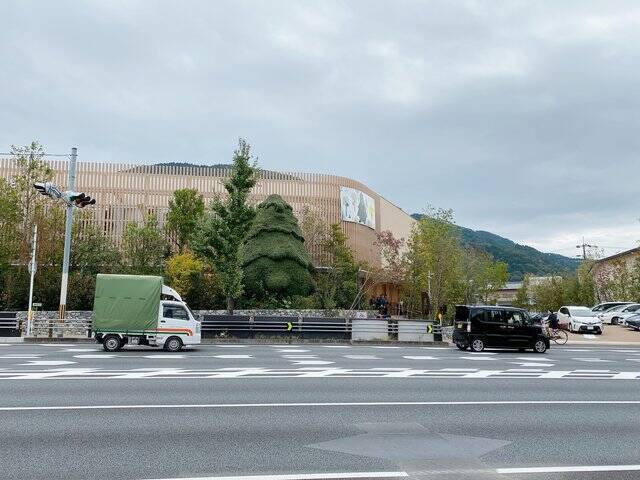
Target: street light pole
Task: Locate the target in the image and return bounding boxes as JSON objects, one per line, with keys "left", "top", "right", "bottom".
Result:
{"left": 58, "top": 147, "right": 77, "bottom": 319}
{"left": 27, "top": 224, "right": 38, "bottom": 336}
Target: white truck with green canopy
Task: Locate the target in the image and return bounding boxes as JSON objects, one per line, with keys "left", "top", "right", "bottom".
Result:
{"left": 93, "top": 274, "right": 201, "bottom": 352}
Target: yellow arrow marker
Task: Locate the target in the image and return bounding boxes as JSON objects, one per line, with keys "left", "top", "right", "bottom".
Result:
{"left": 287, "top": 322, "right": 294, "bottom": 331}
{"left": 427, "top": 324, "right": 433, "bottom": 334}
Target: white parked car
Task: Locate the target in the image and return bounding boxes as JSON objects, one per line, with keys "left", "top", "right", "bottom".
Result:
{"left": 557, "top": 306, "right": 603, "bottom": 334}
{"left": 598, "top": 303, "right": 640, "bottom": 325}
{"left": 592, "top": 302, "right": 634, "bottom": 313}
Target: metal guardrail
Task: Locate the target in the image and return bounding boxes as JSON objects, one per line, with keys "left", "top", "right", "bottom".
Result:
{"left": 22, "top": 315, "right": 445, "bottom": 342}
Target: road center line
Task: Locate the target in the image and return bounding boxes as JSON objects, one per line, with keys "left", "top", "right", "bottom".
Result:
{"left": 143, "top": 472, "right": 409, "bottom": 480}
{"left": 3, "top": 400, "right": 640, "bottom": 412}
{"left": 497, "top": 464, "right": 640, "bottom": 474}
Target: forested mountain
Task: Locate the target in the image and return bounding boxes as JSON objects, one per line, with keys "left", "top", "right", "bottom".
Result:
{"left": 411, "top": 214, "right": 579, "bottom": 280}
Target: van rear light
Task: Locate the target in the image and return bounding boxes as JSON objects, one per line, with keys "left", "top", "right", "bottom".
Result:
{"left": 467, "top": 321, "right": 471, "bottom": 333}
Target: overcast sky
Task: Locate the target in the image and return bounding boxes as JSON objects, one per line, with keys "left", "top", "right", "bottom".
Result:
{"left": 1, "top": 0, "right": 638, "bottom": 257}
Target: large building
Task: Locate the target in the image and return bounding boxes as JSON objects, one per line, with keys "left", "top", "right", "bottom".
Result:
{"left": 593, "top": 247, "right": 640, "bottom": 300}
{"left": 0, "top": 158, "right": 416, "bottom": 270}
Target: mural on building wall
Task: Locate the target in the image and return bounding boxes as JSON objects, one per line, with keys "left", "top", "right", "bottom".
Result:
{"left": 340, "top": 186, "right": 375, "bottom": 229}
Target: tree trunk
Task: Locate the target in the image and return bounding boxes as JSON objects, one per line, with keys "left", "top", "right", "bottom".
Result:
{"left": 227, "top": 296, "right": 235, "bottom": 315}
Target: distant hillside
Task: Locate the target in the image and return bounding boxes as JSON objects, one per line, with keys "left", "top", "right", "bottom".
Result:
{"left": 411, "top": 214, "right": 579, "bottom": 280}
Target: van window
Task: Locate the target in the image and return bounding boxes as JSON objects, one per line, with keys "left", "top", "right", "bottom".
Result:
{"left": 507, "top": 311, "right": 524, "bottom": 324}
{"left": 489, "top": 310, "right": 506, "bottom": 323}
{"left": 470, "top": 309, "right": 487, "bottom": 322}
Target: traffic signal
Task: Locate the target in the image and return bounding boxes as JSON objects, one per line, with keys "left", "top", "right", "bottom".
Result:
{"left": 33, "top": 182, "right": 54, "bottom": 197}
{"left": 60, "top": 191, "right": 95, "bottom": 207}
{"left": 74, "top": 193, "right": 96, "bottom": 208}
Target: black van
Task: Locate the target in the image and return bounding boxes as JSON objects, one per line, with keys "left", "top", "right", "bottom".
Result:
{"left": 452, "top": 305, "right": 549, "bottom": 353}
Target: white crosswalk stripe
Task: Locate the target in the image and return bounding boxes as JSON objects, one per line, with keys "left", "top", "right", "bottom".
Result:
{"left": 1, "top": 367, "right": 639, "bottom": 380}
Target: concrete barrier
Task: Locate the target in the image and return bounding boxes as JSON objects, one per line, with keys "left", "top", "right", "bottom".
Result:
{"left": 397, "top": 320, "right": 434, "bottom": 342}
{"left": 351, "top": 319, "right": 389, "bottom": 341}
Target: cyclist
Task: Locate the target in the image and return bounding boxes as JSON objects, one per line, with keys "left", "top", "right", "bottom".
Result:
{"left": 547, "top": 310, "right": 559, "bottom": 332}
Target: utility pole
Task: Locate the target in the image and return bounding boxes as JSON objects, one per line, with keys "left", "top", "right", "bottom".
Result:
{"left": 58, "top": 147, "right": 77, "bottom": 319}
{"left": 576, "top": 237, "right": 597, "bottom": 260}
{"left": 27, "top": 224, "right": 38, "bottom": 336}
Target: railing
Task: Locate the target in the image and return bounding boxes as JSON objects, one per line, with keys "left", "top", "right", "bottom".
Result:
{"left": 23, "top": 315, "right": 445, "bottom": 343}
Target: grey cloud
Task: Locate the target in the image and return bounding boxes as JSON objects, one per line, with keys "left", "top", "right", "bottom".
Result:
{"left": 0, "top": 0, "right": 638, "bottom": 256}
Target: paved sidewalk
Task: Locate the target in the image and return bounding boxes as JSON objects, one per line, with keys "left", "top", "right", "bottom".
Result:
{"left": 566, "top": 324, "right": 640, "bottom": 345}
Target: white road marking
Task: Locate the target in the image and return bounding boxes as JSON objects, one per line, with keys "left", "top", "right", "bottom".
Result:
{"left": 373, "top": 346, "right": 400, "bottom": 349}
{"left": 421, "top": 347, "right": 450, "bottom": 350}
{"left": 277, "top": 349, "right": 309, "bottom": 353}
{"left": 290, "top": 360, "right": 334, "bottom": 365}
{"left": 497, "top": 464, "right": 640, "bottom": 474}
{"left": 0, "top": 344, "right": 12, "bottom": 347}
{"left": 609, "top": 349, "right": 640, "bottom": 353}
{"left": 143, "top": 355, "right": 185, "bottom": 359}
{"left": 74, "top": 354, "right": 116, "bottom": 359}
{"left": 142, "top": 472, "right": 409, "bottom": 480}
{"left": 573, "top": 358, "right": 613, "bottom": 363}
{"left": 403, "top": 356, "right": 438, "bottom": 360}
{"left": 18, "top": 360, "right": 76, "bottom": 366}
{"left": 343, "top": 355, "right": 380, "bottom": 360}
{"left": 1, "top": 367, "right": 640, "bottom": 380}
{"left": 0, "top": 355, "right": 42, "bottom": 359}
{"left": 463, "top": 352, "right": 497, "bottom": 355}
{"left": 510, "top": 363, "right": 554, "bottom": 367}
{"left": 282, "top": 355, "right": 318, "bottom": 359}
{"left": 35, "top": 344, "right": 75, "bottom": 347}
{"left": 214, "top": 355, "right": 253, "bottom": 359}
{"left": 574, "top": 369, "right": 611, "bottom": 373}
{"left": 460, "top": 357, "right": 496, "bottom": 361}
{"left": 582, "top": 334, "right": 596, "bottom": 339}
{"left": 213, "top": 345, "right": 247, "bottom": 348}
{"left": 321, "top": 345, "right": 351, "bottom": 348}
{"left": 63, "top": 348, "right": 99, "bottom": 352}
{"left": 565, "top": 349, "right": 592, "bottom": 352}
{"left": 5, "top": 399, "right": 640, "bottom": 412}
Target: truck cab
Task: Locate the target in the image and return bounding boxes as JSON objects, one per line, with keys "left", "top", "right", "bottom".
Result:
{"left": 155, "top": 300, "right": 201, "bottom": 350}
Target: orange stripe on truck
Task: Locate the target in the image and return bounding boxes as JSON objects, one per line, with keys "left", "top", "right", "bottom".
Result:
{"left": 157, "top": 328, "right": 193, "bottom": 336}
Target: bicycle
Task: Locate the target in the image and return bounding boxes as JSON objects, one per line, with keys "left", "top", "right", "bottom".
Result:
{"left": 546, "top": 327, "right": 568, "bottom": 345}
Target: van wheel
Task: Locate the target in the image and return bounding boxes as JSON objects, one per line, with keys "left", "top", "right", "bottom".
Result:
{"left": 470, "top": 338, "right": 485, "bottom": 352}
{"left": 456, "top": 342, "right": 468, "bottom": 351}
{"left": 534, "top": 339, "right": 547, "bottom": 353}
{"left": 103, "top": 335, "right": 122, "bottom": 352}
{"left": 164, "top": 337, "right": 183, "bottom": 352}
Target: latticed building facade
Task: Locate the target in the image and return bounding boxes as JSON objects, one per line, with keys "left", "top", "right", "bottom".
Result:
{"left": 0, "top": 159, "right": 415, "bottom": 270}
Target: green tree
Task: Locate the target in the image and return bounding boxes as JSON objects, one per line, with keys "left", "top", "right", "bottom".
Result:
{"left": 166, "top": 188, "right": 205, "bottom": 252}
{"left": 405, "top": 208, "right": 462, "bottom": 320}
{"left": 194, "top": 139, "right": 259, "bottom": 313}
{"left": 122, "top": 214, "right": 166, "bottom": 275}
{"left": 531, "top": 277, "right": 565, "bottom": 312}
{"left": 462, "top": 248, "right": 509, "bottom": 304}
{"left": 164, "top": 251, "right": 222, "bottom": 309}
{"left": 67, "top": 216, "right": 122, "bottom": 310}
{"left": 241, "top": 194, "right": 314, "bottom": 302}
{"left": 513, "top": 275, "right": 531, "bottom": 309}
{"left": 314, "top": 224, "right": 360, "bottom": 309}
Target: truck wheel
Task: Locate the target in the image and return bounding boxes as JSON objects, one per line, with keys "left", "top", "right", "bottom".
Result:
{"left": 103, "top": 335, "right": 122, "bottom": 352}
{"left": 164, "top": 337, "right": 182, "bottom": 352}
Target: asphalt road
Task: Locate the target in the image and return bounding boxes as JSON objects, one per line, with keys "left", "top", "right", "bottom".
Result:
{"left": 1, "top": 342, "right": 640, "bottom": 480}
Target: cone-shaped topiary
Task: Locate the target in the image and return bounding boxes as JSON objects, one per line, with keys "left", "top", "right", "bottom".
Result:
{"left": 241, "top": 194, "right": 314, "bottom": 299}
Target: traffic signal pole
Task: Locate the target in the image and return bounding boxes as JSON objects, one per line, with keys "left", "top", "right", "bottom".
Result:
{"left": 58, "top": 147, "right": 77, "bottom": 319}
